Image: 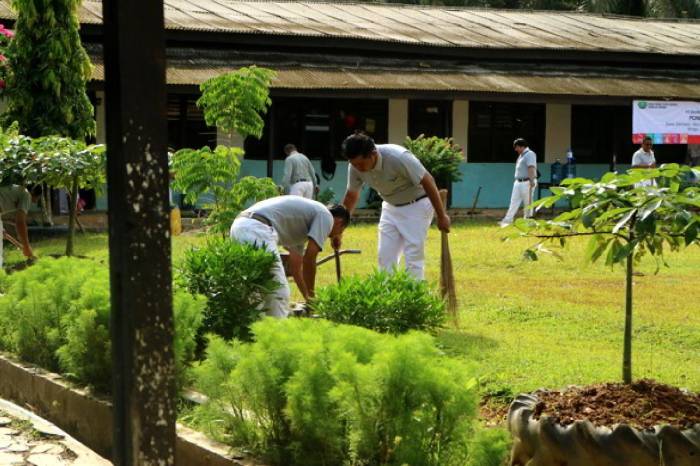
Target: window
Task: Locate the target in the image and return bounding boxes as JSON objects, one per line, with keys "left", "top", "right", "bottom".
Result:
{"left": 167, "top": 95, "right": 215, "bottom": 151}
{"left": 409, "top": 100, "right": 452, "bottom": 139}
{"left": 572, "top": 105, "right": 687, "bottom": 165}
{"left": 243, "top": 97, "right": 388, "bottom": 162}
{"left": 468, "top": 102, "right": 545, "bottom": 162}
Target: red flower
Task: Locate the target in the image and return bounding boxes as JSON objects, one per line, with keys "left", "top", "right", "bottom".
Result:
{"left": 0, "top": 79, "right": 6, "bottom": 89}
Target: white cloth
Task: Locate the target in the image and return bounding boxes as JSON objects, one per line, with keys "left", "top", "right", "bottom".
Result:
{"left": 632, "top": 149, "right": 657, "bottom": 188}
{"left": 289, "top": 181, "right": 314, "bottom": 199}
{"left": 230, "top": 217, "right": 290, "bottom": 318}
{"left": 501, "top": 180, "right": 537, "bottom": 225}
{"left": 378, "top": 197, "right": 434, "bottom": 280}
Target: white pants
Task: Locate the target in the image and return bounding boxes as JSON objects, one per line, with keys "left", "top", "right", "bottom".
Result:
{"left": 289, "top": 181, "right": 314, "bottom": 199}
{"left": 378, "top": 197, "right": 434, "bottom": 280}
{"left": 501, "top": 181, "right": 536, "bottom": 224}
{"left": 230, "top": 217, "right": 290, "bottom": 318}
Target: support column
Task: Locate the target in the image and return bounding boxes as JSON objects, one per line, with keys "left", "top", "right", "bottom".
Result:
{"left": 103, "top": 0, "right": 176, "bottom": 464}
{"left": 452, "top": 100, "right": 469, "bottom": 161}
{"left": 545, "top": 104, "right": 571, "bottom": 163}
{"left": 95, "top": 91, "right": 106, "bottom": 144}
{"left": 388, "top": 99, "right": 408, "bottom": 144}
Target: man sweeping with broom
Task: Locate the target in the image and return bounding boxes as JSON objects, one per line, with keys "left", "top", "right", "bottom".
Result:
{"left": 334, "top": 132, "right": 450, "bottom": 281}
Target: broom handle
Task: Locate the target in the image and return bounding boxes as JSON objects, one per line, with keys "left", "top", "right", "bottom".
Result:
{"left": 439, "top": 189, "right": 448, "bottom": 218}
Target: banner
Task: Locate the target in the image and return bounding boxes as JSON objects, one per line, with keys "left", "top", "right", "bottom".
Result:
{"left": 632, "top": 100, "right": 700, "bottom": 144}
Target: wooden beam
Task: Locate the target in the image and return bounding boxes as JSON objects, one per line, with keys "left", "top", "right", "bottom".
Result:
{"left": 102, "top": 0, "right": 176, "bottom": 464}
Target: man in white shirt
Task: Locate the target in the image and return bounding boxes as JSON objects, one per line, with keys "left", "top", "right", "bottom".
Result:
{"left": 230, "top": 196, "right": 349, "bottom": 318}
{"left": 632, "top": 136, "right": 656, "bottom": 188}
{"left": 500, "top": 138, "right": 538, "bottom": 227}
{"left": 0, "top": 185, "right": 36, "bottom": 268}
{"left": 335, "top": 132, "right": 450, "bottom": 280}
{"left": 281, "top": 144, "right": 317, "bottom": 199}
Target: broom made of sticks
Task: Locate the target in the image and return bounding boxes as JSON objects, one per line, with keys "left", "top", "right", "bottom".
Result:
{"left": 438, "top": 189, "right": 458, "bottom": 325}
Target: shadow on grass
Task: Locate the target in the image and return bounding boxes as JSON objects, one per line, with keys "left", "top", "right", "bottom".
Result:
{"left": 436, "top": 329, "right": 500, "bottom": 360}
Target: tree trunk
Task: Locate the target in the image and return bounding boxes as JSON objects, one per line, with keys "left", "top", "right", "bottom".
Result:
{"left": 623, "top": 252, "right": 633, "bottom": 384}
{"left": 66, "top": 176, "right": 80, "bottom": 256}
{"left": 40, "top": 184, "right": 53, "bottom": 226}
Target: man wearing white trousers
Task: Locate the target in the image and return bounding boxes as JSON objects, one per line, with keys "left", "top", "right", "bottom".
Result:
{"left": 230, "top": 196, "right": 349, "bottom": 318}
{"left": 282, "top": 144, "right": 317, "bottom": 199}
{"left": 500, "top": 138, "right": 538, "bottom": 227}
{"left": 336, "top": 132, "right": 450, "bottom": 280}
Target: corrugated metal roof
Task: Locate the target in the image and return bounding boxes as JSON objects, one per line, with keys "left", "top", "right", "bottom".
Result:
{"left": 0, "top": 0, "right": 699, "bottom": 56}
{"left": 88, "top": 56, "right": 700, "bottom": 98}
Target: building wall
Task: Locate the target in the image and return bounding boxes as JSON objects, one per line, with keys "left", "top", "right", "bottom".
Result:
{"left": 452, "top": 100, "right": 469, "bottom": 161}
{"left": 388, "top": 99, "right": 408, "bottom": 144}
{"left": 545, "top": 103, "right": 571, "bottom": 163}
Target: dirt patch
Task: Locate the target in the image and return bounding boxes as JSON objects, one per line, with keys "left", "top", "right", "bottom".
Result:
{"left": 533, "top": 379, "right": 700, "bottom": 430}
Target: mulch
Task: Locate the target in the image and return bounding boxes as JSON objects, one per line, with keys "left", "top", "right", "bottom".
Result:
{"left": 532, "top": 379, "right": 700, "bottom": 431}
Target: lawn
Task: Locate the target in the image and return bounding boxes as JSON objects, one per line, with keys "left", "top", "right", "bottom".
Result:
{"left": 8, "top": 220, "right": 699, "bottom": 396}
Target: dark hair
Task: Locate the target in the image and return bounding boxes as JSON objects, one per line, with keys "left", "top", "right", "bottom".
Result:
{"left": 513, "top": 138, "right": 528, "bottom": 148}
{"left": 643, "top": 136, "right": 653, "bottom": 144}
{"left": 328, "top": 204, "right": 350, "bottom": 225}
{"left": 284, "top": 143, "right": 297, "bottom": 155}
{"left": 342, "top": 132, "right": 375, "bottom": 160}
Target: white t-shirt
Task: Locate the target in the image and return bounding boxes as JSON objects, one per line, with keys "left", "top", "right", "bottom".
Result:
{"left": 632, "top": 149, "right": 655, "bottom": 167}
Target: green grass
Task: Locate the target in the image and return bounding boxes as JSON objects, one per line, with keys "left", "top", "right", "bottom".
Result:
{"left": 8, "top": 220, "right": 700, "bottom": 395}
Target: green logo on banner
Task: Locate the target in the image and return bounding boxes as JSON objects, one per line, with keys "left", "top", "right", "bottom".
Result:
{"left": 638, "top": 101, "right": 648, "bottom": 109}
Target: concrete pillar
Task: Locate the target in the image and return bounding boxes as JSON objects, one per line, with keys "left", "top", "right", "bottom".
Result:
{"left": 388, "top": 99, "right": 408, "bottom": 144}
{"left": 95, "top": 91, "right": 106, "bottom": 144}
{"left": 545, "top": 103, "right": 571, "bottom": 163}
{"left": 452, "top": 100, "right": 469, "bottom": 161}
{"left": 216, "top": 127, "right": 244, "bottom": 147}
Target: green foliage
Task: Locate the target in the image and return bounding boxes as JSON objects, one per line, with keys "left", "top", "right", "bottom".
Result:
{"left": 0, "top": 257, "right": 205, "bottom": 392}
{"left": 312, "top": 269, "right": 446, "bottom": 333}
{"left": 29, "top": 136, "right": 105, "bottom": 192}
{"left": 192, "top": 319, "right": 507, "bottom": 466}
{"left": 404, "top": 134, "right": 464, "bottom": 186}
{"left": 0, "top": 122, "right": 35, "bottom": 185}
{"left": 516, "top": 165, "right": 700, "bottom": 269}
{"left": 316, "top": 187, "right": 336, "bottom": 205}
{"left": 3, "top": 0, "right": 95, "bottom": 139}
{"left": 197, "top": 66, "right": 276, "bottom": 139}
{"left": 171, "top": 145, "right": 278, "bottom": 234}
{"left": 178, "top": 238, "right": 279, "bottom": 341}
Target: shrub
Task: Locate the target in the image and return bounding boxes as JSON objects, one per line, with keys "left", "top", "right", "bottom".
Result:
{"left": 191, "top": 319, "right": 508, "bottom": 466}
{"left": 404, "top": 134, "right": 464, "bottom": 187}
{"left": 312, "top": 270, "right": 446, "bottom": 333}
{"left": 178, "top": 238, "right": 279, "bottom": 341}
{"left": 0, "top": 257, "right": 205, "bottom": 392}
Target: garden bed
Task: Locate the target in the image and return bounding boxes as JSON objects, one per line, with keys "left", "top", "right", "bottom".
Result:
{"left": 0, "top": 353, "right": 260, "bottom": 466}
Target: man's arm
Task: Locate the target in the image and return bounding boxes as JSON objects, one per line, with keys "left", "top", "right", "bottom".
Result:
{"left": 281, "top": 158, "right": 293, "bottom": 191}
{"left": 332, "top": 190, "right": 360, "bottom": 250}
{"left": 15, "top": 210, "right": 34, "bottom": 259}
{"left": 302, "top": 239, "right": 322, "bottom": 299}
{"left": 528, "top": 166, "right": 537, "bottom": 186}
{"left": 420, "top": 173, "right": 450, "bottom": 233}
{"left": 287, "top": 250, "right": 310, "bottom": 300}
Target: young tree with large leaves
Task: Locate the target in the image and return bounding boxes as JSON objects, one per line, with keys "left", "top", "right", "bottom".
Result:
{"left": 512, "top": 165, "right": 700, "bottom": 384}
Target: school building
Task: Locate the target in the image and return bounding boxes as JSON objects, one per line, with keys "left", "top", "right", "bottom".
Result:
{"left": 1, "top": 0, "right": 699, "bottom": 208}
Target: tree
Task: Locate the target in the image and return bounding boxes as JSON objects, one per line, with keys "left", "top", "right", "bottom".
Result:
{"left": 3, "top": 0, "right": 95, "bottom": 139}
{"left": 404, "top": 134, "right": 464, "bottom": 189}
{"left": 512, "top": 165, "right": 700, "bottom": 384}
{"left": 171, "top": 146, "right": 278, "bottom": 236}
{"left": 30, "top": 137, "right": 105, "bottom": 256}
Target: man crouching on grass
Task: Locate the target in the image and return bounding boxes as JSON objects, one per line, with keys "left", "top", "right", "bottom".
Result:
{"left": 230, "top": 196, "right": 349, "bottom": 318}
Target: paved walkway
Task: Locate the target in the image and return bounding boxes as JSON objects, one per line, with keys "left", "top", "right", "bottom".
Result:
{"left": 0, "top": 398, "right": 110, "bottom": 466}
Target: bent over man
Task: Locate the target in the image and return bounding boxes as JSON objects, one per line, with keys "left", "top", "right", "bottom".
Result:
{"left": 336, "top": 132, "right": 450, "bottom": 280}
{"left": 282, "top": 144, "right": 317, "bottom": 199}
{"left": 230, "top": 196, "right": 349, "bottom": 317}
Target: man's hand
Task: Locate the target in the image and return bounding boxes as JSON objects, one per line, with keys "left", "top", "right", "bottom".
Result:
{"left": 437, "top": 213, "right": 451, "bottom": 233}
{"left": 331, "top": 235, "right": 342, "bottom": 250}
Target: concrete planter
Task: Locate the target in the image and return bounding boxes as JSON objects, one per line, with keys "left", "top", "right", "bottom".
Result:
{"left": 0, "top": 353, "right": 261, "bottom": 466}
{"left": 508, "top": 393, "right": 700, "bottom": 466}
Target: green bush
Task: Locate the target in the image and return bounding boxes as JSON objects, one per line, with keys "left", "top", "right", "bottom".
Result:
{"left": 178, "top": 238, "right": 279, "bottom": 341}
{"left": 404, "top": 134, "right": 464, "bottom": 186}
{"left": 191, "top": 319, "right": 508, "bottom": 466}
{"left": 0, "top": 257, "right": 205, "bottom": 392}
{"left": 312, "top": 270, "right": 446, "bottom": 333}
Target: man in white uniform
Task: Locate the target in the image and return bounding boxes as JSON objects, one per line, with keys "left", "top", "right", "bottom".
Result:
{"left": 631, "top": 136, "right": 657, "bottom": 188}
{"left": 230, "top": 196, "right": 349, "bottom": 318}
{"left": 336, "top": 132, "right": 450, "bottom": 280}
{"left": 0, "top": 185, "right": 36, "bottom": 267}
{"left": 500, "top": 138, "right": 538, "bottom": 227}
{"left": 282, "top": 144, "right": 317, "bottom": 199}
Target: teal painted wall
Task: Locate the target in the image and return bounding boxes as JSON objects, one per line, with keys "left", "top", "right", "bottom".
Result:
{"left": 94, "top": 161, "right": 628, "bottom": 211}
